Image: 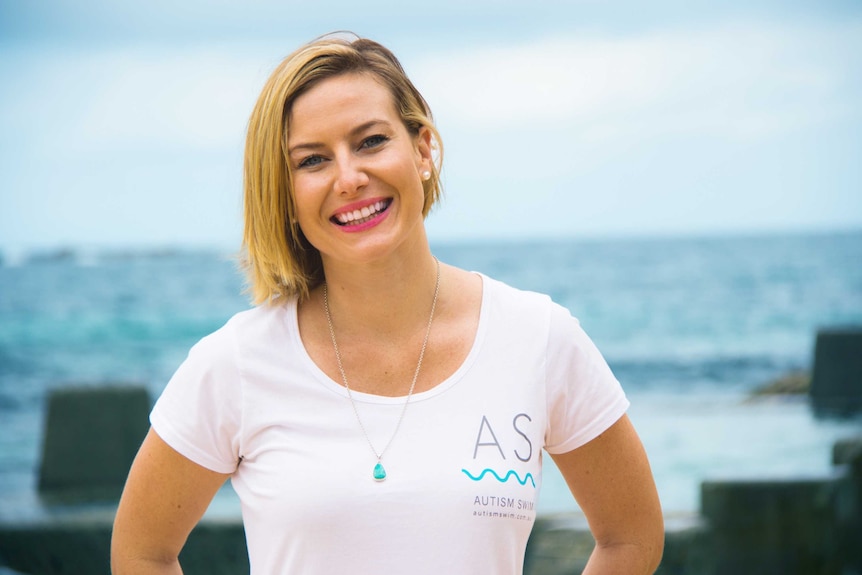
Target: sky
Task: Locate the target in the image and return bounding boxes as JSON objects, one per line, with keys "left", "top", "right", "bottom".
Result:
{"left": 1, "top": 0, "right": 860, "bottom": 256}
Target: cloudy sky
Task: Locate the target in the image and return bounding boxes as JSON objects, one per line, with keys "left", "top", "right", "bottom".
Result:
{"left": 1, "top": 0, "right": 860, "bottom": 256}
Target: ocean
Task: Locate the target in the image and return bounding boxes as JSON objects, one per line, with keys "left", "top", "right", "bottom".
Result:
{"left": 1, "top": 231, "right": 861, "bottom": 518}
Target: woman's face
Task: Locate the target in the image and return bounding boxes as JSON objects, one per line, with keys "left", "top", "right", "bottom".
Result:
{"left": 287, "top": 72, "right": 433, "bottom": 267}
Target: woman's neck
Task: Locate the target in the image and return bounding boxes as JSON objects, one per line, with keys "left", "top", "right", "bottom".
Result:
{"left": 317, "top": 245, "right": 441, "bottom": 341}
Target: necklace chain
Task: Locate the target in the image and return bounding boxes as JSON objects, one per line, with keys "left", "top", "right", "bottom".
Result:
{"left": 322, "top": 257, "right": 441, "bottom": 479}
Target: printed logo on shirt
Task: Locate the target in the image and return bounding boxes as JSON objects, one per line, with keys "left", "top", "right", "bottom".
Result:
{"left": 461, "top": 467, "right": 536, "bottom": 488}
{"left": 463, "top": 413, "right": 537, "bottom": 522}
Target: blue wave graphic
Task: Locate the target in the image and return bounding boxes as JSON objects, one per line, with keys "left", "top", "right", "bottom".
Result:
{"left": 461, "top": 468, "right": 536, "bottom": 488}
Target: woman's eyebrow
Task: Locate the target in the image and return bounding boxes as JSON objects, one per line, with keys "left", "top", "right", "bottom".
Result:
{"left": 288, "top": 119, "right": 392, "bottom": 156}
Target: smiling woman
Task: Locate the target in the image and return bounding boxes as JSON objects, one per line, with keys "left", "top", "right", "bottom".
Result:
{"left": 287, "top": 73, "right": 433, "bottom": 268}
{"left": 240, "top": 36, "right": 444, "bottom": 304}
{"left": 110, "top": 33, "right": 664, "bottom": 575}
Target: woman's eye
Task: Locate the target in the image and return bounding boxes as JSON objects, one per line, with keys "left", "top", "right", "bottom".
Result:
{"left": 297, "top": 155, "right": 324, "bottom": 169}
{"left": 360, "top": 134, "right": 389, "bottom": 149}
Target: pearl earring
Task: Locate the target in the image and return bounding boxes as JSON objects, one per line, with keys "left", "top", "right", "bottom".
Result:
{"left": 422, "top": 170, "right": 431, "bottom": 181}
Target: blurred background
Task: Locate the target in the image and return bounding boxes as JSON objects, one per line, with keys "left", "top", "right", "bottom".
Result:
{"left": 2, "top": 0, "right": 861, "bottom": 253}
{"left": 1, "top": 0, "right": 861, "bottom": 520}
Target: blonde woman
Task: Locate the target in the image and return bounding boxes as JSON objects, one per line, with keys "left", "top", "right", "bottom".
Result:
{"left": 111, "top": 34, "right": 664, "bottom": 574}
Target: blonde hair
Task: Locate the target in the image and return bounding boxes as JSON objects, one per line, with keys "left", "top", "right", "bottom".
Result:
{"left": 242, "top": 34, "right": 443, "bottom": 304}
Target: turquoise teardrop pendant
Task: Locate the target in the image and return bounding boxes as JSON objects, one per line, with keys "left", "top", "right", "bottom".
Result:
{"left": 373, "top": 462, "right": 387, "bottom": 482}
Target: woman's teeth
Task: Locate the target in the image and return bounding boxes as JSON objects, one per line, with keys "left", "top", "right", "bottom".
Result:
{"left": 334, "top": 200, "right": 389, "bottom": 226}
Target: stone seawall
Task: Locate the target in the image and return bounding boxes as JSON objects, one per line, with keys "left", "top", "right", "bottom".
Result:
{"left": 2, "top": 436, "right": 859, "bottom": 574}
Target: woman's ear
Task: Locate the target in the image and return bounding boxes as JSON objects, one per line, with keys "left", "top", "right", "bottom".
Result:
{"left": 415, "top": 126, "right": 433, "bottom": 174}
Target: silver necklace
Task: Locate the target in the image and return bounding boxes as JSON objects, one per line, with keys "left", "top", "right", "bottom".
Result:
{"left": 322, "top": 257, "right": 441, "bottom": 482}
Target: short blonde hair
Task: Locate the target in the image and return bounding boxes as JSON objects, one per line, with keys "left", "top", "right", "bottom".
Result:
{"left": 242, "top": 34, "right": 443, "bottom": 304}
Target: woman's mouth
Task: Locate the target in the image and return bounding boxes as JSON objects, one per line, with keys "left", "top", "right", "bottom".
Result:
{"left": 331, "top": 199, "right": 392, "bottom": 227}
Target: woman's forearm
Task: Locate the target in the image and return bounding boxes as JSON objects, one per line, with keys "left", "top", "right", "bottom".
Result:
{"left": 110, "top": 555, "right": 183, "bottom": 575}
{"left": 582, "top": 541, "right": 663, "bottom": 575}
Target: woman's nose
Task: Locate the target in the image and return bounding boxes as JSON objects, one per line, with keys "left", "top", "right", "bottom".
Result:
{"left": 333, "top": 155, "right": 369, "bottom": 196}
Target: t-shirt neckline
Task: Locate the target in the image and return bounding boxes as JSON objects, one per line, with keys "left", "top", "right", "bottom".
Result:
{"left": 288, "top": 272, "right": 490, "bottom": 405}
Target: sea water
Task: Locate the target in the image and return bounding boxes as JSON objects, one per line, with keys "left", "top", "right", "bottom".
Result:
{"left": 1, "top": 231, "right": 860, "bottom": 517}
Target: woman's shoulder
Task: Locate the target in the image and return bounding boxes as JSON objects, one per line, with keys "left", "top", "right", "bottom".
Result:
{"left": 478, "top": 272, "right": 554, "bottom": 312}
{"left": 225, "top": 298, "right": 293, "bottom": 329}
{"left": 193, "top": 298, "right": 295, "bottom": 355}
{"left": 476, "top": 272, "right": 583, "bottom": 338}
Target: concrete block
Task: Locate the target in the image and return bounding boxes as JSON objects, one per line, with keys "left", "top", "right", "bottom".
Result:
{"left": 523, "top": 512, "right": 707, "bottom": 575}
{"left": 0, "top": 515, "right": 113, "bottom": 575}
{"left": 0, "top": 515, "right": 249, "bottom": 575}
{"left": 833, "top": 436, "right": 862, "bottom": 466}
{"left": 179, "top": 519, "right": 249, "bottom": 574}
{"left": 524, "top": 514, "right": 593, "bottom": 575}
{"left": 700, "top": 477, "right": 843, "bottom": 575}
{"left": 38, "top": 386, "right": 150, "bottom": 502}
{"left": 833, "top": 437, "right": 862, "bottom": 574}
{"left": 810, "top": 328, "right": 862, "bottom": 418}
{"left": 656, "top": 515, "right": 710, "bottom": 575}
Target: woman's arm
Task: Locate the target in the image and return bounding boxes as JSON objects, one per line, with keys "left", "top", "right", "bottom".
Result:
{"left": 550, "top": 414, "right": 664, "bottom": 574}
{"left": 111, "top": 428, "right": 232, "bottom": 574}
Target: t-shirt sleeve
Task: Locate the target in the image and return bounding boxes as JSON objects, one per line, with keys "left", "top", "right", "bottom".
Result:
{"left": 544, "top": 302, "right": 629, "bottom": 454}
{"left": 150, "top": 322, "right": 243, "bottom": 474}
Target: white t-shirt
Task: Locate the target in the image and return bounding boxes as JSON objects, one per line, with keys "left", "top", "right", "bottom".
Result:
{"left": 151, "top": 274, "right": 628, "bottom": 574}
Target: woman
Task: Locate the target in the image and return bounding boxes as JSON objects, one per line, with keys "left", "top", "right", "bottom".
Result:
{"left": 111, "top": 34, "right": 664, "bottom": 574}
